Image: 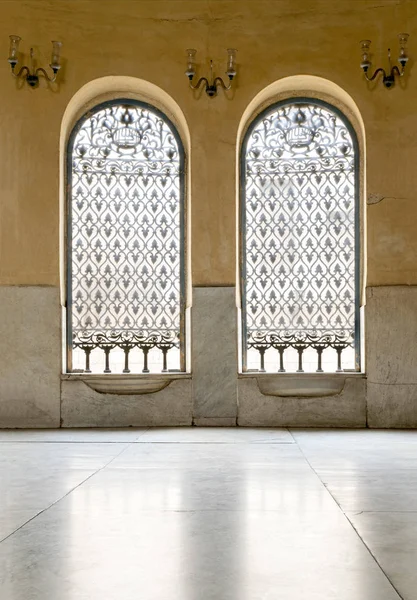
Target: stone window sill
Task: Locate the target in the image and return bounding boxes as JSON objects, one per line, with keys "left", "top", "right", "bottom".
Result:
{"left": 61, "top": 373, "right": 191, "bottom": 395}
{"left": 238, "top": 373, "right": 366, "bottom": 398}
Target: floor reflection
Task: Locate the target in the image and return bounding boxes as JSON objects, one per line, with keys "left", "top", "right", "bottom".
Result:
{"left": 0, "top": 429, "right": 414, "bottom": 599}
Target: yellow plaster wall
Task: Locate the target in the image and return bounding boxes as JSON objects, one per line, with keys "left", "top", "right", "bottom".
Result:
{"left": 0, "top": 0, "right": 416, "bottom": 286}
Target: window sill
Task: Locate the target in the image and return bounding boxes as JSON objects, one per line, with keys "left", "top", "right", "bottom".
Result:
{"left": 61, "top": 373, "right": 191, "bottom": 395}
{"left": 238, "top": 372, "right": 366, "bottom": 398}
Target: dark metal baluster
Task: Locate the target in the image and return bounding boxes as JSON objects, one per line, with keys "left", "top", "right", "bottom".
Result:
{"left": 259, "top": 348, "right": 266, "bottom": 373}
{"left": 123, "top": 348, "right": 130, "bottom": 373}
{"left": 142, "top": 348, "right": 150, "bottom": 373}
{"left": 278, "top": 348, "right": 285, "bottom": 373}
{"left": 316, "top": 348, "right": 323, "bottom": 373}
{"left": 296, "top": 347, "right": 304, "bottom": 373}
{"left": 336, "top": 348, "right": 343, "bottom": 372}
{"left": 104, "top": 348, "right": 111, "bottom": 373}
{"left": 162, "top": 348, "right": 168, "bottom": 373}
{"left": 85, "top": 348, "right": 92, "bottom": 373}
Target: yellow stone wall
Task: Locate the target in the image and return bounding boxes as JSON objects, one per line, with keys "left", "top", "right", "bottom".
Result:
{"left": 0, "top": 0, "right": 416, "bottom": 286}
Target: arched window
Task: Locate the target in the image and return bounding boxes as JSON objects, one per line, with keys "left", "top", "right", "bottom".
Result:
{"left": 66, "top": 99, "right": 186, "bottom": 374}
{"left": 240, "top": 98, "right": 360, "bottom": 374}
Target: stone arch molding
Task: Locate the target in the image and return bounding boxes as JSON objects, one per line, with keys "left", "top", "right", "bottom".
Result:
{"left": 59, "top": 75, "right": 191, "bottom": 307}
{"left": 236, "top": 74, "right": 367, "bottom": 309}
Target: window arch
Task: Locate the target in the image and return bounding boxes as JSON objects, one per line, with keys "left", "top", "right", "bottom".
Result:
{"left": 240, "top": 98, "right": 360, "bottom": 374}
{"left": 66, "top": 99, "right": 186, "bottom": 374}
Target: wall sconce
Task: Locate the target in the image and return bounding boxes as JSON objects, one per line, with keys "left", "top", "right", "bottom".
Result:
{"left": 185, "top": 48, "right": 237, "bottom": 97}
{"left": 8, "top": 35, "right": 62, "bottom": 88}
{"left": 360, "top": 34, "right": 409, "bottom": 88}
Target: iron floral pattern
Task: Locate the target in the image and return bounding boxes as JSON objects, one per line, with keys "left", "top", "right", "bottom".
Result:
{"left": 243, "top": 102, "right": 357, "bottom": 371}
{"left": 69, "top": 102, "right": 184, "bottom": 372}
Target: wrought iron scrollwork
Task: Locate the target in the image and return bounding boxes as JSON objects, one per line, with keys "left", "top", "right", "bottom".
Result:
{"left": 242, "top": 100, "right": 359, "bottom": 373}
{"left": 67, "top": 101, "right": 185, "bottom": 373}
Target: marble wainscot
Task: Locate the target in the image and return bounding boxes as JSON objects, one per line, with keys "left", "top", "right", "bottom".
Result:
{"left": 366, "top": 286, "right": 417, "bottom": 428}
{"left": 238, "top": 375, "right": 367, "bottom": 427}
{"left": 191, "top": 287, "right": 238, "bottom": 426}
{"left": 61, "top": 376, "right": 192, "bottom": 427}
{"left": 0, "top": 286, "right": 61, "bottom": 428}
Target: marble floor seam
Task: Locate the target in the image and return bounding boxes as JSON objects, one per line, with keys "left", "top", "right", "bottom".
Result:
{"left": 0, "top": 438, "right": 152, "bottom": 444}
{"left": 343, "top": 513, "right": 406, "bottom": 600}
{"left": 0, "top": 439, "right": 136, "bottom": 546}
{"left": 2, "top": 429, "right": 416, "bottom": 600}
{"left": 348, "top": 510, "right": 417, "bottom": 514}
{"left": 291, "top": 433, "right": 406, "bottom": 600}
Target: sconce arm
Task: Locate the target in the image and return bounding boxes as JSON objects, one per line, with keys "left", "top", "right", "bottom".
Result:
{"left": 35, "top": 66, "right": 58, "bottom": 83}
{"left": 391, "top": 64, "right": 405, "bottom": 78}
{"left": 213, "top": 76, "right": 232, "bottom": 91}
{"left": 189, "top": 76, "right": 210, "bottom": 91}
{"left": 364, "top": 67, "right": 386, "bottom": 82}
{"left": 11, "top": 65, "right": 29, "bottom": 79}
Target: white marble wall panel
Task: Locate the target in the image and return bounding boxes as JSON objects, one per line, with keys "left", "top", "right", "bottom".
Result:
{"left": 192, "top": 287, "right": 237, "bottom": 424}
{"left": 238, "top": 376, "right": 366, "bottom": 427}
{"left": 0, "top": 286, "right": 61, "bottom": 428}
{"left": 3, "top": 283, "right": 417, "bottom": 429}
{"left": 193, "top": 417, "right": 237, "bottom": 426}
{"left": 366, "top": 286, "right": 417, "bottom": 427}
{"left": 367, "top": 383, "right": 417, "bottom": 428}
{"left": 61, "top": 378, "right": 192, "bottom": 427}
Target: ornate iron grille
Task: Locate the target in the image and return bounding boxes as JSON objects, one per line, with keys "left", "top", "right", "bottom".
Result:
{"left": 241, "top": 100, "right": 360, "bottom": 373}
{"left": 67, "top": 100, "right": 185, "bottom": 374}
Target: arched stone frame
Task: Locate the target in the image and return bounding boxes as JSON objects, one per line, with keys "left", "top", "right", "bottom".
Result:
{"left": 60, "top": 77, "right": 191, "bottom": 375}
{"left": 237, "top": 76, "right": 366, "bottom": 374}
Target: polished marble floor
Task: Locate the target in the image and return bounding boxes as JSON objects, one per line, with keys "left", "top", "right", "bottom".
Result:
{"left": 0, "top": 427, "right": 416, "bottom": 599}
